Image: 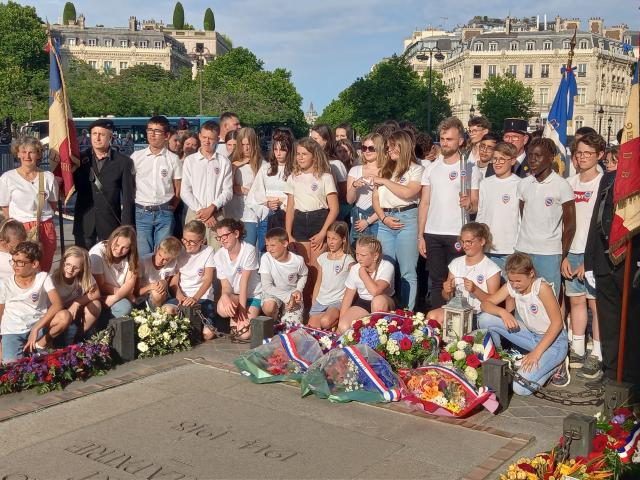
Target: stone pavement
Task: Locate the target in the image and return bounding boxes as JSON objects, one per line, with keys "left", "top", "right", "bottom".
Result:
{"left": 0, "top": 338, "right": 600, "bottom": 480}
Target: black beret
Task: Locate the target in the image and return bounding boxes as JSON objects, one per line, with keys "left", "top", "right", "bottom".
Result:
{"left": 89, "top": 118, "right": 115, "bottom": 131}
{"left": 503, "top": 118, "right": 528, "bottom": 135}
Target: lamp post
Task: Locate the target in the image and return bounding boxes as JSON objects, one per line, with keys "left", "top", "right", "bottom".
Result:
{"left": 416, "top": 46, "right": 445, "bottom": 134}
{"left": 469, "top": 104, "right": 476, "bottom": 119}
{"left": 597, "top": 106, "right": 604, "bottom": 135}
{"left": 189, "top": 45, "right": 211, "bottom": 116}
{"left": 607, "top": 116, "right": 613, "bottom": 145}
{"left": 25, "top": 99, "right": 33, "bottom": 123}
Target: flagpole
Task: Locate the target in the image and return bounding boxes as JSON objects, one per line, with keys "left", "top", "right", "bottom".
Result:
{"left": 616, "top": 242, "right": 633, "bottom": 383}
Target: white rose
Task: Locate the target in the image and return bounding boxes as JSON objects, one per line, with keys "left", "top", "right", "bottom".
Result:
{"left": 137, "top": 342, "right": 149, "bottom": 353}
{"left": 137, "top": 324, "right": 151, "bottom": 339}
{"left": 170, "top": 321, "right": 178, "bottom": 331}
{"left": 170, "top": 338, "right": 179, "bottom": 347}
{"left": 472, "top": 344, "right": 485, "bottom": 354}
{"left": 453, "top": 350, "right": 466, "bottom": 361}
{"left": 464, "top": 366, "right": 478, "bottom": 383}
{"left": 319, "top": 337, "right": 333, "bottom": 350}
{"left": 153, "top": 319, "right": 162, "bottom": 327}
{"left": 413, "top": 330, "right": 424, "bottom": 341}
{"left": 415, "top": 312, "right": 425, "bottom": 320}
{"left": 379, "top": 334, "right": 388, "bottom": 345}
{"left": 346, "top": 330, "right": 354, "bottom": 342}
{"left": 163, "top": 332, "right": 171, "bottom": 341}
{"left": 456, "top": 340, "right": 468, "bottom": 350}
{"left": 134, "top": 315, "right": 146, "bottom": 324}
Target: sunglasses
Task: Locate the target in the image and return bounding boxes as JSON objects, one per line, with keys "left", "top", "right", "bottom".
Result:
{"left": 361, "top": 145, "right": 376, "bottom": 153}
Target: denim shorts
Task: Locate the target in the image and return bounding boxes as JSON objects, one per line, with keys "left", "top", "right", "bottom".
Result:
{"left": 564, "top": 252, "right": 596, "bottom": 299}
{"left": 2, "top": 328, "right": 46, "bottom": 363}
{"left": 309, "top": 299, "right": 342, "bottom": 315}
{"left": 292, "top": 209, "right": 328, "bottom": 242}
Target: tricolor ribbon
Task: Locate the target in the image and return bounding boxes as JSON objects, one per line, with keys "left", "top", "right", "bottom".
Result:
{"left": 343, "top": 346, "right": 400, "bottom": 401}
{"left": 479, "top": 332, "right": 496, "bottom": 361}
{"left": 278, "top": 333, "right": 311, "bottom": 370}
{"left": 617, "top": 422, "right": 640, "bottom": 462}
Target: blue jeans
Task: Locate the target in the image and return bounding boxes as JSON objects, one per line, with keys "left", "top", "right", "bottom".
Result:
{"left": 524, "top": 253, "right": 562, "bottom": 297}
{"left": 376, "top": 207, "right": 419, "bottom": 310}
{"left": 2, "top": 328, "right": 46, "bottom": 363}
{"left": 244, "top": 222, "right": 258, "bottom": 249}
{"left": 135, "top": 206, "right": 175, "bottom": 257}
{"left": 256, "top": 218, "right": 268, "bottom": 253}
{"left": 487, "top": 253, "right": 509, "bottom": 280}
{"left": 109, "top": 298, "right": 133, "bottom": 318}
{"left": 350, "top": 205, "right": 379, "bottom": 246}
{"left": 478, "top": 312, "right": 568, "bottom": 396}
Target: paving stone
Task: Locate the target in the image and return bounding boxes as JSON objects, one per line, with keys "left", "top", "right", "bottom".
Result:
{"left": 506, "top": 406, "right": 541, "bottom": 418}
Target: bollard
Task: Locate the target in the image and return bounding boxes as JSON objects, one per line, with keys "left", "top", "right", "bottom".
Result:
{"left": 179, "top": 304, "right": 204, "bottom": 346}
{"left": 108, "top": 317, "right": 136, "bottom": 362}
{"left": 250, "top": 316, "right": 274, "bottom": 348}
{"left": 604, "top": 380, "right": 634, "bottom": 418}
{"left": 482, "top": 358, "right": 511, "bottom": 411}
{"left": 563, "top": 413, "right": 596, "bottom": 458}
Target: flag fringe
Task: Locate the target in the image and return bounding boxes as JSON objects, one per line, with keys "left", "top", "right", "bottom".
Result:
{"left": 609, "top": 193, "right": 640, "bottom": 264}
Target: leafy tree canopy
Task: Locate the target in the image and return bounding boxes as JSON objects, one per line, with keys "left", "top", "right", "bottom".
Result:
{"left": 62, "top": 2, "right": 76, "bottom": 25}
{"left": 476, "top": 74, "right": 535, "bottom": 134}
{"left": 204, "top": 8, "right": 215, "bottom": 31}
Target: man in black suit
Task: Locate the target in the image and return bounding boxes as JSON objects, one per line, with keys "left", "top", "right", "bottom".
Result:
{"left": 73, "top": 119, "right": 135, "bottom": 249}
{"left": 486, "top": 118, "right": 531, "bottom": 178}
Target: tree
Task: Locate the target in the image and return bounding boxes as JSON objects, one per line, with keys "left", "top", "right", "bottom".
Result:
{"left": 204, "top": 8, "right": 215, "bottom": 31}
{"left": 62, "top": 2, "right": 76, "bottom": 25}
{"left": 476, "top": 74, "right": 535, "bottom": 134}
{"left": 173, "top": 2, "right": 185, "bottom": 30}
{"left": 317, "top": 55, "right": 451, "bottom": 136}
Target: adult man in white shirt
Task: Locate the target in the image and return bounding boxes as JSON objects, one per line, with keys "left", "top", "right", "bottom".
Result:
{"left": 181, "top": 120, "right": 233, "bottom": 250}
{"left": 217, "top": 112, "right": 241, "bottom": 159}
{"left": 131, "top": 115, "right": 182, "bottom": 256}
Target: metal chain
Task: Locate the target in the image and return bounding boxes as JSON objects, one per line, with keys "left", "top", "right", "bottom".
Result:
{"left": 507, "top": 366, "right": 604, "bottom": 406}
{"left": 177, "top": 306, "right": 250, "bottom": 343}
{"left": 556, "top": 429, "right": 578, "bottom": 464}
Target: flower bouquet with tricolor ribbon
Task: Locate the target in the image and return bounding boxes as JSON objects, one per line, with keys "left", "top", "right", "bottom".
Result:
{"left": 234, "top": 329, "right": 324, "bottom": 384}
{"left": 300, "top": 344, "right": 401, "bottom": 404}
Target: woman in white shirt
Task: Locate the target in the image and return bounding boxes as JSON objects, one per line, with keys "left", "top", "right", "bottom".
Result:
{"left": 310, "top": 124, "right": 348, "bottom": 209}
{"left": 225, "top": 127, "right": 264, "bottom": 248}
{"left": 371, "top": 130, "right": 424, "bottom": 311}
{"left": 0, "top": 136, "right": 58, "bottom": 272}
{"left": 347, "top": 133, "right": 384, "bottom": 246}
{"left": 246, "top": 128, "right": 295, "bottom": 252}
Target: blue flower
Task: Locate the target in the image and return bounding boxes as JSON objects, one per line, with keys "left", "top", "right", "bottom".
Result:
{"left": 359, "top": 327, "right": 380, "bottom": 349}
{"left": 389, "top": 331, "right": 405, "bottom": 342}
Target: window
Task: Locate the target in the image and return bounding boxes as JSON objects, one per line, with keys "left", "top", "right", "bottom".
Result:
{"left": 474, "top": 42, "right": 483, "bottom": 52}
{"left": 526, "top": 41, "right": 535, "bottom": 51}
{"left": 88, "top": 60, "right": 97, "bottom": 69}
{"left": 508, "top": 65, "right": 517, "bottom": 77}
{"left": 120, "top": 61, "right": 128, "bottom": 70}
{"left": 563, "top": 40, "right": 571, "bottom": 49}
{"left": 525, "top": 64, "right": 533, "bottom": 78}
{"left": 541, "top": 64, "right": 550, "bottom": 78}
{"left": 543, "top": 40, "right": 552, "bottom": 50}
{"left": 579, "top": 39, "right": 589, "bottom": 49}
{"left": 120, "top": 40, "right": 128, "bottom": 48}
{"left": 575, "top": 116, "right": 584, "bottom": 130}
{"left": 87, "top": 38, "right": 96, "bottom": 47}
{"left": 578, "top": 63, "right": 587, "bottom": 77}
{"left": 489, "top": 42, "right": 498, "bottom": 52}
{"left": 67, "top": 38, "right": 76, "bottom": 46}
{"left": 488, "top": 65, "right": 497, "bottom": 77}
{"left": 540, "top": 88, "right": 549, "bottom": 106}
{"left": 473, "top": 65, "right": 482, "bottom": 79}
{"left": 104, "top": 39, "right": 113, "bottom": 47}
{"left": 472, "top": 88, "right": 481, "bottom": 105}
{"left": 154, "top": 41, "right": 163, "bottom": 49}
{"left": 139, "top": 62, "right": 147, "bottom": 65}
{"left": 154, "top": 62, "right": 162, "bottom": 67}
{"left": 103, "top": 61, "right": 112, "bottom": 71}
{"left": 577, "top": 87, "right": 586, "bottom": 105}
{"left": 510, "top": 41, "right": 519, "bottom": 51}
{"left": 139, "top": 40, "right": 148, "bottom": 48}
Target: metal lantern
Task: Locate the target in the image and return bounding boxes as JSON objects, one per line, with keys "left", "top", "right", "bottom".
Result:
{"left": 442, "top": 289, "right": 474, "bottom": 342}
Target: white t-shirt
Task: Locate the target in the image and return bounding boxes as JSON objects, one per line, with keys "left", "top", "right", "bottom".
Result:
{"left": 138, "top": 253, "right": 177, "bottom": 286}
{"left": 213, "top": 242, "right": 262, "bottom": 298}
{"left": 224, "top": 162, "right": 266, "bottom": 222}
{"left": 0, "top": 169, "right": 58, "bottom": 222}
{"left": 448, "top": 256, "right": 501, "bottom": 313}
{"left": 508, "top": 277, "right": 554, "bottom": 335}
{"left": 476, "top": 175, "right": 522, "bottom": 255}
{"left": 470, "top": 163, "right": 489, "bottom": 190}
{"left": 377, "top": 163, "right": 424, "bottom": 209}
{"left": 0, "top": 251, "right": 12, "bottom": 283}
{"left": 422, "top": 158, "right": 474, "bottom": 235}
{"left": 515, "top": 172, "right": 575, "bottom": 255}
{"left": 246, "top": 163, "right": 288, "bottom": 221}
{"left": 0, "top": 272, "right": 54, "bottom": 334}
{"left": 54, "top": 275, "right": 97, "bottom": 308}
{"left": 345, "top": 260, "right": 395, "bottom": 301}
{"left": 284, "top": 172, "right": 337, "bottom": 212}
{"left": 259, "top": 252, "right": 308, "bottom": 303}
{"left": 568, "top": 173, "right": 603, "bottom": 254}
{"left": 131, "top": 147, "right": 182, "bottom": 206}
{"left": 316, "top": 252, "right": 355, "bottom": 305}
{"left": 176, "top": 246, "right": 216, "bottom": 301}
{"left": 330, "top": 160, "right": 348, "bottom": 183}
{"left": 89, "top": 243, "right": 131, "bottom": 288}
{"left": 347, "top": 165, "right": 375, "bottom": 210}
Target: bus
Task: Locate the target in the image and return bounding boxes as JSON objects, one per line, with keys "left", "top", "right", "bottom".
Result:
{"left": 21, "top": 116, "right": 219, "bottom": 155}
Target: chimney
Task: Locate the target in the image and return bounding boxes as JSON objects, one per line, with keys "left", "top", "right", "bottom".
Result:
{"left": 555, "top": 15, "right": 561, "bottom": 32}
{"left": 536, "top": 15, "right": 540, "bottom": 31}
{"left": 544, "top": 14, "right": 547, "bottom": 31}
{"left": 129, "top": 16, "right": 137, "bottom": 31}
{"left": 78, "top": 14, "right": 85, "bottom": 29}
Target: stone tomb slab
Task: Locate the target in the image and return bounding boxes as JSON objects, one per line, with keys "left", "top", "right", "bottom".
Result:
{"left": 0, "top": 364, "right": 513, "bottom": 479}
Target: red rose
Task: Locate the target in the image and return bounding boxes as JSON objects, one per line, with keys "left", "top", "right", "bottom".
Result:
{"left": 353, "top": 331, "right": 361, "bottom": 343}
{"left": 352, "top": 320, "right": 363, "bottom": 331}
{"left": 427, "top": 319, "right": 440, "bottom": 329}
{"left": 466, "top": 354, "right": 481, "bottom": 369}
{"left": 401, "top": 322, "right": 413, "bottom": 335}
{"left": 462, "top": 335, "right": 474, "bottom": 343}
{"left": 614, "top": 407, "right": 633, "bottom": 418}
{"left": 592, "top": 433, "right": 608, "bottom": 452}
{"left": 395, "top": 309, "right": 404, "bottom": 315}
{"left": 388, "top": 324, "right": 398, "bottom": 333}
{"left": 609, "top": 423, "right": 625, "bottom": 440}
{"left": 421, "top": 339, "right": 432, "bottom": 349}
{"left": 439, "top": 351, "right": 453, "bottom": 362}
{"left": 368, "top": 318, "right": 378, "bottom": 327}
{"left": 399, "top": 338, "right": 412, "bottom": 351}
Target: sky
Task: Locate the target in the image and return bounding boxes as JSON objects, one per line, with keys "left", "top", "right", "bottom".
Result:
{"left": 26, "top": 1, "right": 639, "bottom": 116}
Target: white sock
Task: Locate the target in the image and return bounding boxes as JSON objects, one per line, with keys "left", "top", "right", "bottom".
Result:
{"left": 571, "top": 335, "right": 586, "bottom": 356}
{"left": 591, "top": 340, "right": 603, "bottom": 360}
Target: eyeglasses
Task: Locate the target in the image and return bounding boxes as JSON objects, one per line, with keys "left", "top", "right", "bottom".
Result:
{"left": 146, "top": 128, "right": 166, "bottom": 136}
{"left": 574, "top": 151, "right": 597, "bottom": 159}
{"left": 469, "top": 128, "right": 486, "bottom": 134}
{"left": 215, "top": 232, "right": 233, "bottom": 242}
{"left": 9, "top": 259, "right": 31, "bottom": 267}
{"left": 460, "top": 238, "right": 478, "bottom": 247}
{"left": 181, "top": 238, "right": 202, "bottom": 246}
{"left": 361, "top": 145, "right": 376, "bottom": 153}
{"left": 63, "top": 263, "right": 82, "bottom": 272}
{"left": 491, "top": 156, "right": 510, "bottom": 164}
{"left": 479, "top": 144, "right": 496, "bottom": 152}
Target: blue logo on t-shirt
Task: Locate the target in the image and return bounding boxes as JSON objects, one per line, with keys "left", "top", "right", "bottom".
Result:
{"left": 530, "top": 304, "right": 539, "bottom": 314}
{"left": 502, "top": 194, "right": 511, "bottom": 204}
{"left": 30, "top": 292, "right": 39, "bottom": 302}
{"left": 197, "top": 268, "right": 204, "bottom": 277}
{"left": 449, "top": 171, "right": 458, "bottom": 181}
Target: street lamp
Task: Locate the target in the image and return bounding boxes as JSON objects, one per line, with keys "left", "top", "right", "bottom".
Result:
{"left": 416, "top": 46, "right": 445, "bottom": 134}
{"left": 597, "top": 106, "right": 604, "bottom": 135}
{"left": 607, "top": 116, "right": 613, "bottom": 145}
{"left": 189, "top": 44, "right": 211, "bottom": 116}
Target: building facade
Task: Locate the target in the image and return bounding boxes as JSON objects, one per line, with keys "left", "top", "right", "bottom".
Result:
{"left": 404, "top": 16, "right": 637, "bottom": 137}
